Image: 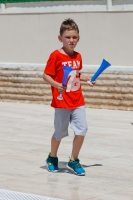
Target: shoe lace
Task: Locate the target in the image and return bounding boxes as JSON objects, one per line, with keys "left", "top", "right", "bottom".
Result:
{"left": 73, "top": 159, "right": 82, "bottom": 168}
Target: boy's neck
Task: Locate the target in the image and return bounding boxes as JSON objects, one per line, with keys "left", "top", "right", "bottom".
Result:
{"left": 59, "top": 47, "right": 75, "bottom": 56}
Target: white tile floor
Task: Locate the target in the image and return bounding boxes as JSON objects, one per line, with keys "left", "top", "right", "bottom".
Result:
{"left": 0, "top": 102, "right": 133, "bottom": 200}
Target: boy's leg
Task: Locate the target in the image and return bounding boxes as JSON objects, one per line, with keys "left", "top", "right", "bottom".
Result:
{"left": 70, "top": 106, "right": 87, "bottom": 161}
{"left": 46, "top": 136, "right": 61, "bottom": 172}
{"left": 50, "top": 136, "right": 61, "bottom": 157}
{"left": 70, "top": 135, "right": 84, "bottom": 160}
{"left": 67, "top": 106, "right": 88, "bottom": 176}
{"left": 67, "top": 135, "right": 85, "bottom": 175}
{"left": 46, "top": 108, "right": 70, "bottom": 172}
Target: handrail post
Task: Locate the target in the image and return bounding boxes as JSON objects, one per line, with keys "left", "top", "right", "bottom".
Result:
{"left": 1, "top": 3, "right": 6, "bottom": 13}
{"left": 107, "top": 0, "right": 112, "bottom": 11}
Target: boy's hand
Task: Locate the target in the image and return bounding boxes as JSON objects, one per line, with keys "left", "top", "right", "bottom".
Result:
{"left": 87, "top": 80, "right": 95, "bottom": 87}
{"left": 80, "top": 74, "right": 95, "bottom": 87}
{"left": 57, "top": 84, "right": 67, "bottom": 92}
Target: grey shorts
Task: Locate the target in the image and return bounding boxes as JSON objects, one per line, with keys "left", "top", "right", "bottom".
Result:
{"left": 53, "top": 106, "right": 88, "bottom": 140}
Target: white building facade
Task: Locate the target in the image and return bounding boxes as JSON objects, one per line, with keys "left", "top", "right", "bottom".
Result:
{"left": 0, "top": 0, "right": 133, "bottom": 66}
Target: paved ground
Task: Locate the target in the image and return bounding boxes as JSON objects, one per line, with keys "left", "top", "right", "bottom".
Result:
{"left": 0, "top": 101, "right": 133, "bottom": 200}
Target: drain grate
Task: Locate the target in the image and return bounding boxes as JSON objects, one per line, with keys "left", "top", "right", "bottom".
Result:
{"left": 0, "top": 189, "right": 63, "bottom": 200}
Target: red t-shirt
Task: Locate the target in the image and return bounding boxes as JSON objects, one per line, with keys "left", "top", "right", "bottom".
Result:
{"left": 44, "top": 50, "right": 85, "bottom": 109}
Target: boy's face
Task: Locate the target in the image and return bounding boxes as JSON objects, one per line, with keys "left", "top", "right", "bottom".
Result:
{"left": 58, "top": 29, "right": 80, "bottom": 52}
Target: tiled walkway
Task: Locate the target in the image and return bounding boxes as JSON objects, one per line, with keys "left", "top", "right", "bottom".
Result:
{"left": 0, "top": 102, "right": 133, "bottom": 200}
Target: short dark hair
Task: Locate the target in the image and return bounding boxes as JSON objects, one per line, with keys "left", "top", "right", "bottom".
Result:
{"left": 60, "top": 18, "right": 79, "bottom": 36}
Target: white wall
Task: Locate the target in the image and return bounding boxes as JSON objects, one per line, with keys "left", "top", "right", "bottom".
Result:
{"left": 0, "top": 11, "right": 133, "bottom": 66}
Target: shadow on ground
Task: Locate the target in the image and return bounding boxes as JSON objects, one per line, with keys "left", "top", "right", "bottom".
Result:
{"left": 40, "top": 161, "right": 102, "bottom": 175}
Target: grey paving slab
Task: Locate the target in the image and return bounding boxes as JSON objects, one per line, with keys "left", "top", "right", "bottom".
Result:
{"left": 0, "top": 102, "right": 133, "bottom": 200}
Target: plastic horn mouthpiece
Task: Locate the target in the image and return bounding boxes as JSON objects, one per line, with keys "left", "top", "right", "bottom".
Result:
{"left": 57, "top": 66, "right": 73, "bottom": 100}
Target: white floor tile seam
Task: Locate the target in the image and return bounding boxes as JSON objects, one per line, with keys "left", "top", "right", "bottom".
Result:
{"left": 0, "top": 178, "right": 19, "bottom": 183}
{"left": 0, "top": 172, "right": 47, "bottom": 181}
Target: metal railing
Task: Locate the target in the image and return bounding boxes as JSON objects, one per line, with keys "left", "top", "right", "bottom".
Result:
{"left": 0, "top": 0, "right": 113, "bottom": 12}
{"left": 1, "top": 0, "right": 81, "bottom": 3}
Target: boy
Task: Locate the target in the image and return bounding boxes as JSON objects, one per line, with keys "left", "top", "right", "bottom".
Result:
{"left": 43, "top": 18, "right": 95, "bottom": 176}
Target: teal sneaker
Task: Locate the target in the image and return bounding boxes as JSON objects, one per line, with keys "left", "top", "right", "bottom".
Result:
{"left": 67, "top": 158, "right": 85, "bottom": 176}
{"left": 46, "top": 154, "right": 59, "bottom": 172}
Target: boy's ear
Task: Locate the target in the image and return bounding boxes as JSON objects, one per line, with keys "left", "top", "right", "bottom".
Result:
{"left": 58, "top": 35, "right": 62, "bottom": 42}
{"left": 77, "top": 35, "right": 80, "bottom": 42}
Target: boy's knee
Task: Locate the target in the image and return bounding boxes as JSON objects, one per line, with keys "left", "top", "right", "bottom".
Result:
{"left": 53, "top": 132, "right": 68, "bottom": 140}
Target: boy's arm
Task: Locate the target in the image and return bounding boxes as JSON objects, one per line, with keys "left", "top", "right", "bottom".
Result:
{"left": 43, "top": 73, "right": 66, "bottom": 92}
{"left": 79, "top": 73, "right": 95, "bottom": 87}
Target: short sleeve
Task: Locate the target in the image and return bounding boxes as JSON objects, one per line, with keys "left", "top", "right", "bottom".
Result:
{"left": 79, "top": 54, "right": 82, "bottom": 71}
{"left": 44, "top": 55, "right": 56, "bottom": 76}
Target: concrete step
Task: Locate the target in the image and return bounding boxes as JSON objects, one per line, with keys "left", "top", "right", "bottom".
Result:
{"left": 0, "top": 65, "right": 133, "bottom": 110}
